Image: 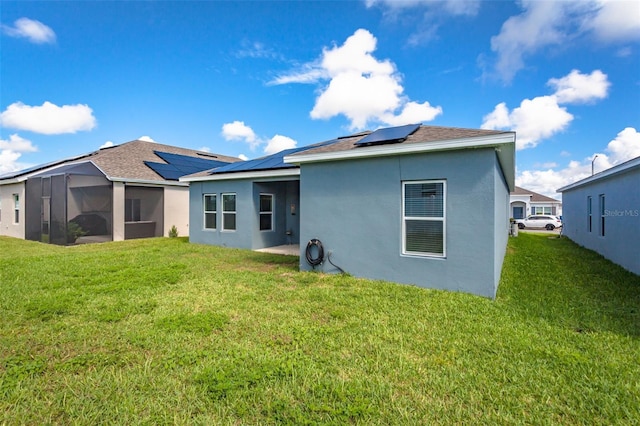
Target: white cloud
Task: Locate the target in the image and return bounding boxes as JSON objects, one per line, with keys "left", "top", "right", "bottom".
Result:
{"left": 547, "top": 69, "right": 610, "bottom": 104}
{"left": 585, "top": 0, "right": 640, "bottom": 42}
{"left": 0, "top": 150, "right": 22, "bottom": 175}
{"left": 482, "top": 69, "right": 609, "bottom": 150}
{"left": 99, "top": 141, "right": 114, "bottom": 149}
{"left": 489, "top": 1, "right": 640, "bottom": 83}
{"left": 238, "top": 154, "right": 248, "bottom": 161}
{"left": 1, "top": 17, "right": 56, "bottom": 44}
{"left": 198, "top": 146, "right": 211, "bottom": 153}
{"left": 138, "top": 136, "right": 155, "bottom": 142}
{"left": 482, "top": 96, "right": 573, "bottom": 150}
{"left": 0, "top": 101, "right": 96, "bottom": 135}
{"left": 271, "top": 29, "right": 442, "bottom": 130}
{"left": 0, "top": 134, "right": 37, "bottom": 175}
{"left": 221, "top": 120, "right": 258, "bottom": 149}
{"left": 517, "top": 127, "right": 640, "bottom": 197}
{"left": 221, "top": 121, "right": 297, "bottom": 156}
{"left": 235, "top": 40, "right": 282, "bottom": 61}
{"left": 264, "top": 135, "right": 297, "bottom": 155}
{"left": 604, "top": 127, "right": 640, "bottom": 164}
{"left": 366, "top": 0, "right": 480, "bottom": 16}
{"left": 0, "top": 133, "right": 37, "bottom": 153}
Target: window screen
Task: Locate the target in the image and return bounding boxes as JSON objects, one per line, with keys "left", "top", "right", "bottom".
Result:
{"left": 403, "top": 181, "right": 445, "bottom": 257}
{"left": 204, "top": 194, "right": 216, "bottom": 230}
{"left": 259, "top": 194, "right": 273, "bottom": 231}
{"left": 222, "top": 193, "right": 236, "bottom": 231}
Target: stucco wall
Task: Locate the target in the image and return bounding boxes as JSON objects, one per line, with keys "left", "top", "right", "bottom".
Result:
{"left": 189, "top": 179, "right": 299, "bottom": 249}
{"left": 0, "top": 182, "right": 25, "bottom": 239}
{"left": 299, "top": 148, "right": 508, "bottom": 298}
{"left": 562, "top": 167, "right": 640, "bottom": 275}
{"left": 163, "top": 186, "right": 189, "bottom": 237}
{"left": 189, "top": 180, "right": 254, "bottom": 248}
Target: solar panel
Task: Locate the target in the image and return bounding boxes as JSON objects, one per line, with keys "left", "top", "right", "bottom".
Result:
{"left": 145, "top": 151, "right": 232, "bottom": 180}
{"left": 209, "top": 139, "right": 338, "bottom": 175}
{"left": 355, "top": 123, "right": 420, "bottom": 146}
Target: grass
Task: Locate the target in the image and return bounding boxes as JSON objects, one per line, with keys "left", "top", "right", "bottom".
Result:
{"left": 0, "top": 234, "right": 639, "bottom": 425}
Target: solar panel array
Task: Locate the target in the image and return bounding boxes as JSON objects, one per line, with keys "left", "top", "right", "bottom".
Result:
{"left": 209, "top": 139, "right": 338, "bottom": 175}
{"left": 145, "top": 151, "right": 231, "bottom": 180}
{"left": 355, "top": 123, "right": 420, "bottom": 146}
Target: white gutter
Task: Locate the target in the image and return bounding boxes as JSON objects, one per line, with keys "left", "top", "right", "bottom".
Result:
{"left": 180, "top": 168, "right": 300, "bottom": 183}
{"left": 284, "top": 133, "right": 515, "bottom": 164}
{"left": 557, "top": 156, "right": 640, "bottom": 193}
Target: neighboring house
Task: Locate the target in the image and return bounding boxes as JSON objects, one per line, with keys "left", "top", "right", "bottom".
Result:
{"left": 558, "top": 156, "right": 640, "bottom": 275}
{"left": 183, "top": 124, "right": 516, "bottom": 298}
{"left": 0, "top": 140, "right": 240, "bottom": 245}
{"left": 510, "top": 186, "right": 562, "bottom": 220}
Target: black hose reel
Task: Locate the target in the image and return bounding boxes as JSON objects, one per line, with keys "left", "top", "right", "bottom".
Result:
{"left": 305, "top": 238, "right": 324, "bottom": 267}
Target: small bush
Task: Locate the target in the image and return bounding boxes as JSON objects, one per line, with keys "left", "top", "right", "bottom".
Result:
{"left": 168, "top": 225, "right": 179, "bottom": 238}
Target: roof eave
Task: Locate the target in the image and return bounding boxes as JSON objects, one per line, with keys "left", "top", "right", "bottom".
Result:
{"left": 284, "top": 132, "right": 516, "bottom": 191}
{"left": 557, "top": 156, "right": 640, "bottom": 193}
{"left": 180, "top": 168, "right": 300, "bottom": 182}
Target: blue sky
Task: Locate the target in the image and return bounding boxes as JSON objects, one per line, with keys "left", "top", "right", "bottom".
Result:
{"left": 1, "top": 0, "right": 639, "bottom": 197}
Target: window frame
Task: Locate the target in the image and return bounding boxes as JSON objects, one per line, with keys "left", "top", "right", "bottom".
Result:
{"left": 203, "top": 194, "right": 217, "bottom": 230}
{"left": 587, "top": 196, "right": 592, "bottom": 232}
{"left": 222, "top": 193, "right": 237, "bottom": 232}
{"left": 599, "top": 194, "right": 605, "bottom": 237}
{"left": 13, "top": 194, "right": 19, "bottom": 224}
{"left": 259, "top": 193, "right": 274, "bottom": 232}
{"left": 402, "top": 180, "right": 446, "bottom": 258}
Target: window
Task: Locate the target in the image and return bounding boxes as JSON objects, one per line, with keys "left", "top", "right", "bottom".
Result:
{"left": 599, "top": 194, "right": 605, "bottom": 236}
{"left": 587, "top": 196, "right": 592, "bottom": 232}
{"left": 259, "top": 194, "right": 274, "bottom": 231}
{"left": 203, "top": 194, "right": 217, "bottom": 230}
{"left": 532, "top": 206, "right": 552, "bottom": 215}
{"left": 125, "top": 199, "right": 141, "bottom": 222}
{"left": 13, "top": 194, "right": 19, "bottom": 224}
{"left": 402, "top": 180, "right": 446, "bottom": 257}
{"left": 222, "top": 193, "right": 236, "bottom": 231}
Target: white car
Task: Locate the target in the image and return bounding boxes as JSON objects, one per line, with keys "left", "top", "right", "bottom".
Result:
{"left": 516, "top": 215, "right": 563, "bottom": 230}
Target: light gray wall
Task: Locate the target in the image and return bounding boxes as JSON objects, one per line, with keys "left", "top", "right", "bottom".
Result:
{"left": 562, "top": 167, "right": 640, "bottom": 275}
{"left": 299, "top": 148, "right": 509, "bottom": 298}
{"left": 0, "top": 182, "right": 25, "bottom": 238}
{"left": 190, "top": 178, "right": 300, "bottom": 249}
{"left": 189, "top": 180, "right": 254, "bottom": 249}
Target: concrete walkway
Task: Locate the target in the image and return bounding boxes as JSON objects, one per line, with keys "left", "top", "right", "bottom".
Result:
{"left": 255, "top": 244, "right": 300, "bottom": 256}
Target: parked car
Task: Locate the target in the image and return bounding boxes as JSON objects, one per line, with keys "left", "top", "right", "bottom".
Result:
{"left": 516, "top": 215, "right": 563, "bottom": 230}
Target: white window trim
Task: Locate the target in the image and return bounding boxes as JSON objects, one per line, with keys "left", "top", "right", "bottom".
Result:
{"left": 599, "top": 194, "right": 605, "bottom": 237}
{"left": 221, "top": 193, "right": 236, "bottom": 232}
{"left": 13, "top": 194, "right": 19, "bottom": 224}
{"left": 203, "top": 194, "right": 217, "bottom": 231}
{"left": 587, "top": 196, "right": 592, "bottom": 233}
{"left": 402, "top": 180, "right": 446, "bottom": 258}
{"left": 259, "top": 193, "right": 275, "bottom": 232}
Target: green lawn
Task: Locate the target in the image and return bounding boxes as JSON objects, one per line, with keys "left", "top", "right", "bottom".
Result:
{"left": 1, "top": 234, "right": 638, "bottom": 424}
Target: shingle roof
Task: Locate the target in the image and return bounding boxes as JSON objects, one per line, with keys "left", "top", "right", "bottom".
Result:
{"left": 1, "top": 140, "right": 241, "bottom": 183}
{"left": 89, "top": 140, "right": 240, "bottom": 181}
{"left": 292, "top": 125, "right": 510, "bottom": 157}
{"left": 181, "top": 139, "right": 340, "bottom": 180}
{"left": 512, "top": 186, "right": 560, "bottom": 202}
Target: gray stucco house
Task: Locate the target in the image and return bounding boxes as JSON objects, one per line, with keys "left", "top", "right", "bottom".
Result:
{"left": 0, "top": 140, "right": 239, "bottom": 245}
{"left": 558, "top": 156, "right": 639, "bottom": 275}
{"left": 183, "top": 124, "right": 516, "bottom": 298}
